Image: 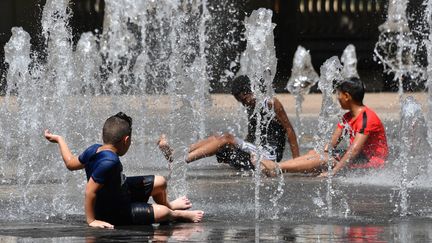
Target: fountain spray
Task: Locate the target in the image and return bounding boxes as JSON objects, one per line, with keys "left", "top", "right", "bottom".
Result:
{"left": 374, "top": 0, "right": 425, "bottom": 217}
{"left": 239, "top": 8, "right": 278, "bottom": 226}
{"left": 316, "top": 56, "right": 343, "bottom": 217}
{"left": 341, "top": 44, "right": 360, "bottom": 79}
{"left": 1, "top": 0, "right": 213, "bottom": 220}
{"left": 287, "top": 46, "right": 319, "bottom": 140}
{"left": 425, "top": 0, "right": 432, "bottom": 153}
{"left": 374, "top": 0, "right": 423, "bottom": 97}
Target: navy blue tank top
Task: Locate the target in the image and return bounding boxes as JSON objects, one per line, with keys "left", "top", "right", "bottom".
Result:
{"left": 79, "top": 144, "right": 130, "bottom": 222}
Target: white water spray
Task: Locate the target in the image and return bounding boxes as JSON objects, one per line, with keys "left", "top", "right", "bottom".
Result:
{"left": 287, "top": 45, "right": 319, "bottom": 138}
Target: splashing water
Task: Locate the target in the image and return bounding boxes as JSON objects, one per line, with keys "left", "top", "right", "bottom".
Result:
{"left": 163, "top": 1, "right": 211, "bottom": 198}
{"left": 3, "top": 28, "right": 33, "bottom": 218}
{"left": 374, "top": 0, "right": 424, "bottom": 95}
{"left": 239, "top": 8, "right": 279, "bottom": 222}
{"left": 315, "top": 56, "right": 343, "bottom": 217}
{"left": 1, "top": 0, "right": 216, "bottom": 220}
{"left": 287, "top": 45, "right": 319, "bottom": 138}
{"left": 315, "top": 56, "right": 342, "bottom": 153}
{"left": 374, "top": 0, "right": 429, "bottom": 217}
{"left": 75, "top": 32, "right": 102, "bottom": 95}
{"left": 340, "top": 44, "right": 360, "bottom": 79}
{"left": 395, "top": 96, "right": 431, "bottom": 216}
{"left": 425, "top": 0, "right": 432, "bottom": 152}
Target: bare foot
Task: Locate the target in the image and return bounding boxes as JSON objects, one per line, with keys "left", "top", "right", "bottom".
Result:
{"left": 170, "top": 196, "right": 192, "bottom": 210}
{"left": 157, "top": 134, "right": 173, "bottom": 162}
{"left": 260, "top": 159, "right": 279, "bottom": 177}
{"left": 174, "top": 210, "right": 204, "bottom": 223}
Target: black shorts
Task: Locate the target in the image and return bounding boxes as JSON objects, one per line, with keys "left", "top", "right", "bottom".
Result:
{"left": 216, "top": 145, "right": 254, "bottom": 170}
{"left": 126, "top": 175, "right": 154, "bottom": 203}
{"left": 125, "top": 175, "right": 155, "bottom": 225}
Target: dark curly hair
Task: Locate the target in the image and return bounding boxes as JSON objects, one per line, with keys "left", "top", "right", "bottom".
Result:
{"left": 231, "top": 75, "right": 252, "bottom": 99}
{"left": 335, "top": 77, "right": 365, "bottom": 103}
{"left": 102, "top": 112, "right": 132, "bottom": 144}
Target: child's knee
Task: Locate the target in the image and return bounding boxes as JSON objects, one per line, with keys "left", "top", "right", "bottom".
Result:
{"left": 152, "top": 204, "right": 172, "bottom": 222}
{"left": 220, "top": 133, "right": 235, "bottom": 145}
{"left": 153, "top": 175, "right": 167, "bottom": 189}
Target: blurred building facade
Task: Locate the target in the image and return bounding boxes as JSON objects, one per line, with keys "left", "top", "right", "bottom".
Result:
{"left": 0, "top": 0, "right": 427, "bottom": 93}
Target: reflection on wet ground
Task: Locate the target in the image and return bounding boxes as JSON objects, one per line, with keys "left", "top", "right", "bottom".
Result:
{"left": 1, "top": 94, "right": 432, "bottom": 242}
{"left": 1, "top": 218, "right": 432, "bottom": 242}
{"left": 1, "top": 167, "right": 432, "bottom": 242}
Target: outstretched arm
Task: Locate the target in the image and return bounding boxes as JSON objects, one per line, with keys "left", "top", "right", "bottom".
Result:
{"left": 321, "top": 132, "right": 368, "bottom": 177}
{"left": 272, "top": 98, "right": 300, "bottom": 158}
{"left": 325, "top": 126, "right": 344, "bottom": 152}
{"left": 44, "top": 129, "right": 84, "bottom": 171}
{"left": 85, "top": 178, "right": 114, "bottom": 229}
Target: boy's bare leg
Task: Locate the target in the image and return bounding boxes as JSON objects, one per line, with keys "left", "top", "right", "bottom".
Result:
{"left": 152, "top": 176, "right": 192, "bottom": 210}
{"left": 152, "top": 204, "right": 204, "bottom": 223}
{"left": 188, "top": 135, "right": 218, "bottom": 153}
{"left": 158, "top": 133, "right": 237, "bottom": 164}
{"left": 158, "top": 134, "right": 216, "bottom": 162}
{"left": 261, "top": 150, "right": 329, "bottom": 176}
{"left": 186, "top": 133, "right": 236, "bottom": 163}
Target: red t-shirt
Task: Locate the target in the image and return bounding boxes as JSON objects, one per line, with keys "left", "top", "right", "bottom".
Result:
{"left": 337, "top": 106, "right": 389, "bottom": 168}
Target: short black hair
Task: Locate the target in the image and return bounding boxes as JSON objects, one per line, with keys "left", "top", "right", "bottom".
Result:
{"left": 335, "top": 77, "right": 365, "bottom": 103}
{"left": 102, "top": 112, "right": 132, "bottom": 145}
{"left": 231, "top": 75, "right": 252, "bottom": 98}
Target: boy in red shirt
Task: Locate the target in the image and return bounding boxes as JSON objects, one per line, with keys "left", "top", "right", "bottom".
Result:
{"left": 261, "top": 78, "right": 388, "bottom": 177}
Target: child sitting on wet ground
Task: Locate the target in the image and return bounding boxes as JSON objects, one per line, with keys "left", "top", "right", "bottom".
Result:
{"left": 261, "top": 78, "right": 389, "bottom": 177}
{"left": 44, "top": 112, "right": 204, "bottom": 229}
{"left": 158, "top": 75, "right": 300, "bottom": 170}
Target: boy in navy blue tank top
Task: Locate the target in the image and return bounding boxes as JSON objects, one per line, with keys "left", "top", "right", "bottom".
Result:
{"left": 45, "top": 112, "right": 204, "bottom": 228}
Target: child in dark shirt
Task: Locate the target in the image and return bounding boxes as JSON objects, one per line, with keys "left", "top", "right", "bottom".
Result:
{"left": 45, "top": 112, "right": 204, "bottom": 228}
{"left": 158, "top": 75, "right": 299, "bottom": 170}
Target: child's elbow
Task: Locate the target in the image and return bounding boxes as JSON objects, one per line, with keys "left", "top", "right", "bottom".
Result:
{"left": 66, "top": 166, "right": 75, "bottom": 171}
{"left": 65, "top": 159, "right": 81, "bottom": 171}
{"left": 65, "top": 163, "right": 76, "bottom": 171}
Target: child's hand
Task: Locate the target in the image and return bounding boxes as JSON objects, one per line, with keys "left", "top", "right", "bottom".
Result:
{"left": 89, "top": 220, "right": 114, "bottom": 229}
{"left": 44, "top": 129, "right": 62, "bottom": 143}
{"left": 317, "top": 171, "right": 329, "bottom": 178}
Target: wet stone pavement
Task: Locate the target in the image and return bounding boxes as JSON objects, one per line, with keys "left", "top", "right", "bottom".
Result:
{"left": 1, "top": 167, "right": 432, "bottom": 242}
{"left": 1, "top": 93, "right": 432, "bottom": 242}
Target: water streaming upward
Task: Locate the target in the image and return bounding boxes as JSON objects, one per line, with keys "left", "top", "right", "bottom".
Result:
{"left": 380, "top": 0, "right": 410, "bottom": 32}
{"left": 100, "top": 0, "right": 141, "bottom": 96}
{"left": 239, "top": 8, "right": 278, "bottom": 222}
{"left": 4, "top": 28, "right": 32, "bottom": 89}
{"left": 315, "top": 56, "right": 342, "bottom": 217}
{"left": 2, "top": 28, "right": 32, "bottom": 191}
{"left": 287, "top": 46, "right": 319, "bottom": 97}
{"left": 374, "top": 0, "right": 427, "bottom": 216}
{"left": 315, "top": 57, "right": 342, "bottom": 153}
{"left": 397, "top": 96, "right": 430, "bottom": 216}
{"left": 42, "top": 0, "right": 76, "bottom": 97}
{"left": 426, "top": 0, "right": 432, "bottom": 147}
{"left": 1, "top": 0, "right": 214, "bottom": 220}
{"left": 374, "top": 0, "right": 423, "bottom": 94}
{"left": 75, "top": 32, "right": 102, "bottom": 95}
{"left": 161, "top": 1, "right": 211, "bottom": 197}
{"left": 340, "top": 44, "right": 359, "bottom": 79}
{"left": 287, "top": 45, "right": 319, "bottom": 134}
